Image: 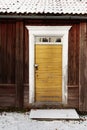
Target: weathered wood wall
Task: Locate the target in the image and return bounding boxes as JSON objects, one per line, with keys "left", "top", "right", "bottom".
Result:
{"left": 0, "top": 19, "right": 85, "bottom": 111}
{"left": 79, "top": 22, "right": 87, "bottom": 111}
{"left": 68, "top": 23, "right": 79, "bottom": 108}
{"left": 0, "top": 21, "right": 16, "bottom": 107}
{"left": 0, "top": 20, "right": 29, "bottom": 108}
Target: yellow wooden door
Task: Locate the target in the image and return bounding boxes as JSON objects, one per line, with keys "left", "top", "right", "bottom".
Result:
{"left": 35, "top": 44, "right": 62, "bottom": 102}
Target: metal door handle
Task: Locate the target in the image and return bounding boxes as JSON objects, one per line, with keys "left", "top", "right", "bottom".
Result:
{"left": 35, "top": 64, "right": 38, "bottom": 70}
{"left": 35, "top": 64, "right": 38, "bottom": 67}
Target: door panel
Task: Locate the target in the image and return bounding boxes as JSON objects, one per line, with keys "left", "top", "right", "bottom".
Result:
{"left": 35, "top": 44, "right": 62, "bottom": 102}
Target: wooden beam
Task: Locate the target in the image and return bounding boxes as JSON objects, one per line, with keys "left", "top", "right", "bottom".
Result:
{"left": 15, "top": 21, "right": 24, "bottom": 108}
{"left": 79, "top": 22, "right": 87, "bottom": 111}
{"left": 0, "top": 23, "right": 1, "bottom": 83}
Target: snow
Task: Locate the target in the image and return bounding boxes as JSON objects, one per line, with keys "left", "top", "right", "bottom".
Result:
{"left": 0, "top": 111, "right": 87, "bottom": 130}
{"left": 0, "top": 0, "right": 87, "bottom": 14}
{"left": 29, "top": 109, "right": 79, "bottom": 120}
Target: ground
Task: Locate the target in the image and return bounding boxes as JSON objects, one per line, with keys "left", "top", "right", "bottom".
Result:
{"left": 0, "top": 112, "right": 87, "bottom": 130}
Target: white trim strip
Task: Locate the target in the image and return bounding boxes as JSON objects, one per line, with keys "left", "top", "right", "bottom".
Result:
{"left": 35, "top": 42, "right": 62, "bottom": 45}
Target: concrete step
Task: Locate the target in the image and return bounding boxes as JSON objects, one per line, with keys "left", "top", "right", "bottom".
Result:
{"left": 29, "top": 109, "right": 79, "bottom": 120}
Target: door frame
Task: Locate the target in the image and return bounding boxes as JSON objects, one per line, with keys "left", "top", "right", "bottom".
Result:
{"left": 26, "top": 26, "right": 71, "bottom": 105}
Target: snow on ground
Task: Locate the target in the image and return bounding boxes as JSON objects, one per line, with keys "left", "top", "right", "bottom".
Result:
{"left": 0, "top": 112, "right": 87, "bottom": 130}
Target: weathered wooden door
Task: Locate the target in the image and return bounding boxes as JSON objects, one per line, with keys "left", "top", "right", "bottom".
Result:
{"left": 35, "top": 37, "right": 62, "bottom": 102}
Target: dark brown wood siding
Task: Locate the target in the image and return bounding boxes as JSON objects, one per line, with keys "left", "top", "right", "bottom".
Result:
{"left": 0, "top": 19, "right": 86, "bottom": 111}
{"left": 0, "top": 21, "right": 16, "bottom": 107}
{"left": 79, "top": 22, "right": 87, "bottom": 111}
{"left": 68, "top": 24, "right": 80, "bottom": 108}
{"left": 0, "top": 20, "right": 29, "bottom": 108}
{"left": 24, "top": 25, "right": 29, "bottom": 107}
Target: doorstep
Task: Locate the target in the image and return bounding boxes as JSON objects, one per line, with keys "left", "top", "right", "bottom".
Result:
{"left": 29, "top": 109, "right": 79, "bottom": 120}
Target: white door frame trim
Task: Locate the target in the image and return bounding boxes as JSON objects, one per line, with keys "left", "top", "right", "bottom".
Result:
{"left": 26, "top": 26, "right": 71, "bottom": 104}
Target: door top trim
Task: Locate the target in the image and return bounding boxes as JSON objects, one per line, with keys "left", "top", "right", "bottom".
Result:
{"left": 26, "top": 26, "right": 71, "bottom": 31}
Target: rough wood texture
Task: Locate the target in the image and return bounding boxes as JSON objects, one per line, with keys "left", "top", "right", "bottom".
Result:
{"left": 79, "top": 22, "right": 87, "bottom": 111}
{"left": 67, "top": 23, "right": 80, "bottom": 109}
{"left": 24, "top": 27, "right": 29, "bottom": 107}
{"left": 0, "top": 21, "right": 15, "bottom": 83}
{"left": 35, "top": 45, "right": 62, "bottom": 102}
{"left": 24, "top": 84, "right": 29, "bottom": 107}
{"left": 0, "top": 84, "right": 15, "bottom": 107}
{"left": 0, "top": 20, "right": 26, "bottom": 108}
{"left": 68, "top": 24, "right": 79, "bottom": 85}
{"left": 0, "top": 21, "right": 16, "bottom": 107}
{"left": 15, "top": 21, "right": 24, "bottom": 107}
{"left": 68, "top": 85, "right": 79, "bottom": 108}
{"left": 0, "top": 19, "right": 81, "bottom": 110}
{"left": 24, "top": 26, "right": 29, "bottom": 84}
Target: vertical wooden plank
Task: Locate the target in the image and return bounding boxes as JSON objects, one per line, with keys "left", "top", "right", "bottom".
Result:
{"left": 24, "top": 27, "right": 29, "bottom": 83}
{"left": 79, "top": 22, "right": 87, "bottom": 111}
{"left": 0, "top": 21, "right": 16, "bottom": 84}
{"left": 68, "top": 86, "right": 79, "bottom": 108}
{"left": 19, "top": 21, "right": 24, "bottom": 107}
{"left": 0, "top": 21, "right": 16, "bottom": 107}
{"left": 12, "top": 22, "right": 16, "bottom": 83}
{"left": 15, "top": 21, "right": 19, "bottom": 107}
{"left": 1, "top": 23, "right": 7, "bottom": 83}
{"left": 15, "top": 21, "right": 24, "bottom": 107}
{"left": 68, "top": 24, "right": 79, "bottom": 85}
{"left": 24, "top": 27, "right": 29, "bottom": 106}
{"left": 7, "top": 23, "right": 12, "bottom": 83}
{"left": 68, "top": 23, "right": 80, "bottom": 109}
{"left": 76, "top": 24, "right": 80, "bottom": 85}
{"left": 0, "top": 23, "right": 1, "bottom": 83}
{"left": 68, "top": 25, "right": 76, "bottom": 85}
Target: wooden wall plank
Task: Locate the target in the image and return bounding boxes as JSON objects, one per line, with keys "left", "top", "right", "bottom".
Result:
{"left": 0, "top": 21, "right": 16, "bottom": 84}
{"left": 19, "top": 21, "right": 24, "bottom": 107}
{"left": 7, "top": 23, "right": 12, "bottom": 83}
{"left": 0, "top": 21, "right": 16, "bottom": 107}
{"left": 76, "top": 24, "right": 80, "bottom": 84}
{"left": 23, "top": 26, "right": 29, "bottom": 107}
{"left": 11, "top": 22, "right": 16, "bottom": 83}
{"left": 1, "top": 23, "right": 7, "bottom": 83}
{"left": 15, "top": 21, "right": 20, "bottom": 107}
{"left": 24, "top": 84, "right": 29, "bottom": 107}
{"left": 0, "top": 19, "right": 80, "bottom": 109}
{"left": 15, "top": 21, "right": 24, "bottom": 107}
{"left": 0, "top": 84, "right": 15, "bottom": 107}
{"left": 68, "top": 23, "right": 80, "bottom": 110}
{"left": 68, "top": 85, "right": 79, "bottom": 108}
{"left": 79, "top": 22, "right": 87, "bottom": 111}
{"left": 24, "top": 27, "right": 29, "bottom": 83}
{"left": 68, "top": 24, "right": 79, "bottom": 85}
{"left": 0, "top": 23, "right": 1, "bottom": 83}
{"left": 0, "top": 20, "right": 24, "bottom": 108}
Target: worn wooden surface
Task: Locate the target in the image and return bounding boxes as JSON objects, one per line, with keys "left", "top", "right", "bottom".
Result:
{"left": 68, "top": 85, "right": 79, "bottom": 108}
{"left": 79, "top": 22, "right": 87, "bottom": 111}
{"left": 0, "top": 19, "right": 82, "bottom": 110}
{"left": 15, "top": 21, "right": 24, "bottom": 107}
{"left": 68, "top": 23, "right": 80, "bottom": 109}
{"left": 0, "top": 20, "right": 28, "bottom": 108}
{"left": 35, "top": 44, "right": 62, "bottom": 102}
{"left": 0, "top": 21, "right": 16, "bottom": 107}
{"left": 24, "top": 27, "right": 29, "bottom": 107}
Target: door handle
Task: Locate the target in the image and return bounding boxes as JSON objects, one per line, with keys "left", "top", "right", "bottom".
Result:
{"left": 35, "top": 64, "right": 38, "bottom": 67}
{"left": 35, "top": 64, "right": 38, "bottom": 70}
